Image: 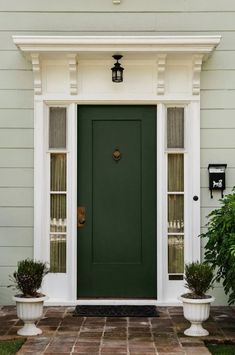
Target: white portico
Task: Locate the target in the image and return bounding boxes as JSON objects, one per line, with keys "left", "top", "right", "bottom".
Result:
{"left": 13, "top": 35, "right": 220, "bottom": 305}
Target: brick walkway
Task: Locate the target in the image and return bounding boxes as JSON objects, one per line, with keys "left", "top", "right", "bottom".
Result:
{"left": 0, "top": 306, "right": 235, "bottom": 354}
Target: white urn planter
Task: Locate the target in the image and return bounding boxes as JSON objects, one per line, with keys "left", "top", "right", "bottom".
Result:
{"left": 179, "top": 296, "right": 215, "bottom": 336}
{"left": 13, "top": 295, "right": 48, "bottom": 336}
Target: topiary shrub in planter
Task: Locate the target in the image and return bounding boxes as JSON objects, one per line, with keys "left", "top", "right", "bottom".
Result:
{"left": 200, "top": 187, "right": 235, "bottom": 305}
{"left": 183, "top": 262, "right": 214, "bottom": 299}
{"left": 179, "top": 261, "right": 214, "bottom": 336}
{"left": 9, "top": 259, "right": 49, "bottom": 336}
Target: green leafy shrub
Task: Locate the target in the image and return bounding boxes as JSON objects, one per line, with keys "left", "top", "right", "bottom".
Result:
{"left": 9, "top": 259, "right": 49, "bottom": 297}
{"left": 183, "top": 261, "right": 214, "bottom": 298}
{"left": 200, "top": 188, "right": 235, "bottom": 304}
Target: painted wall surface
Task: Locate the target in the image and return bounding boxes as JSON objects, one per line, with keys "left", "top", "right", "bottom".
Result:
{"left": 0, "top": 0, "right": 234, "bottom": 304}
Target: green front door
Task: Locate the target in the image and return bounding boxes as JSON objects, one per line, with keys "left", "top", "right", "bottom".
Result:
{"left": 77, "top": 105, "right": 156, "bottom": 298}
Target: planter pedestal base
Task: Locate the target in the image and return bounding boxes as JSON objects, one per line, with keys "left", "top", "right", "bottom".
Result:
{"left": 184, "top": 322, "right": 209, "bottom": 337}
{"left": 17, "top": 322, "right": 42, "bottom": 336}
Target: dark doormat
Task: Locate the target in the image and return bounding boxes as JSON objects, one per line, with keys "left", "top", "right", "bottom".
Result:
{"left": 74, "top": 305, "right": 159, "bottom": 317}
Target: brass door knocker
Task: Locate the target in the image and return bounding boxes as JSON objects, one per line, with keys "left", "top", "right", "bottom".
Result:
{"left": 112, "top": 147, "right": 121, "bottom": 162}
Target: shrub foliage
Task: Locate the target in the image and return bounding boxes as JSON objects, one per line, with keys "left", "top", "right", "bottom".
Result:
{"left": 184, "top": 261, "right": 214, "bottom": 298}
{"left": 200, "top": 188, "right": 235, "bottom": 304}
{"left": 9, "top": 259, "right": 49, "bottom": 297}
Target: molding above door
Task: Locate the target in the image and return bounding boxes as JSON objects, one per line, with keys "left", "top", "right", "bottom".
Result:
{"left": 12, "top": 35, "right": 220, "bottom": 98}
{"left": 13, "top": 35, "right": 220, "bottom": 58}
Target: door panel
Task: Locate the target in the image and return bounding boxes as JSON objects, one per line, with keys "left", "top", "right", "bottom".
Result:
{"left": 77, "top": 105, "right": 156, "bottom": 298}
{"left": 93, "top": 120, "right": 141, "bottom": 264}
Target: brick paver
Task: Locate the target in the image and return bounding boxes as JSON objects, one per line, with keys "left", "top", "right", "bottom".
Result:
{"left": 0, "top": 306, "right": 234, "bottom": 354}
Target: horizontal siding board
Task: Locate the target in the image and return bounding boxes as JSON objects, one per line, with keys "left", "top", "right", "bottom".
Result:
{"left": 0, "top": 227, "right": 33, "bottom": 246}
{"left": 0, "top": 51, "right": 31, "bottom": 70}
{"left": 0, "top": 246, "right": 33, "bottom": 266}
{"left": 0, "top": 207, "right": 33, "bottom": 226}
{"left": 201, "top": 128, "right": 235, "bottom": 148}
{"left": 0, "top": 286, "right": 15, "bottom": 304}
{"left": 0, "top": 129, "right": 33, "bottom": 148}
{"left": 0, "top": 168, "right": 33, "bottom": 187}
{"left": 0, "top": 71, "right": 33, "bottom": 90}
{"left": 0, "top": 33, "right": 17, "bottom": 50}
{"left": 201, "top": 71, "right": 235, "bottom": 90}
{"left": 1, "top": 13, "right": 235, "bottom": 31}
{"left": 200, "top": 187, "right": 234, "bottom": 208}
{"left": 152, "top": 13, "right": 235, "bottom": 31}
{"left": 201, "top": 167, "right": 235, "bottom": 188}
{"left": 200, "top": 109, "right": 235, "bottom": 128}
{"left": 201, "top": 90, "right": 235, "bottom": 109}
{"left": 0, "top": 266, "right": 16, "bottom": 285}
{"left": 203, "top": 51, "right": 235, "bottom": 70}
{"left": 0, "top": 188, "right": 33, "bottom": 206}
{"left": 0, "top": 109, "right": 33, "bottom": 128}
{"left": 0, "top": 90, "right": 33, "bottom": 109}
{"left": 2, "top": 0, "right": 235, "bottom": 12}
{"left": 210, "top": 287, "right": 228, "bottom": 306}
{"left": 0, "top": 149, "right": 33, "bottom": 167}
{"left": 200, "top": 148, "right": 235, "bottom": 168}
{"left": 0, "top": 13, "right": 156, "bottom": 31}
{"left": 201, "top": 207, "right": 214, "bottom": 226}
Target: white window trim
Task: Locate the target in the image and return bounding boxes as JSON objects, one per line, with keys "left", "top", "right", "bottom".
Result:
{"left": 35, "top": 101, "right": 77, "bottom": 302}
{"left": 156, "top": 102, "right": 200, "bottom": 303}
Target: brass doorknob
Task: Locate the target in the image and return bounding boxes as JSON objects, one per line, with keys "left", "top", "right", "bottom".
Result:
{"left": 77, "top": 207, "right": 86, "bottom": 228}
{"left": 79, "top": 217, "right": 86, "bottom": 225}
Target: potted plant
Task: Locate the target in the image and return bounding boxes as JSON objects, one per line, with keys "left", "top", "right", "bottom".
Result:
{"left": 179, "top": 261, "right": 214, "bottom": 336}
{"left": 9, "top": 259, "right": 49, "bottom": 336}
{"left": 200, "top": 187, "right": 235, "bottom": 305}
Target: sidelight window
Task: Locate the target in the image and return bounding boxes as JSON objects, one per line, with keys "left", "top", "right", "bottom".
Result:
{"left": 48, "top": 107, "right": 67, "bottom": 273}
{"left": 167, "top": 108, "right": 185, "bottom": 280}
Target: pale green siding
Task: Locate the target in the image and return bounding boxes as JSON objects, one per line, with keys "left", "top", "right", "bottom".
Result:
{"left": 1, "top": 0, "right": 235, "bottom": 12}
{"left": 0, "top": 0, "right": 234, "bottom": 305}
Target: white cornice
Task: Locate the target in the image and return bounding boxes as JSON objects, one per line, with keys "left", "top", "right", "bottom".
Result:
{"left": 13, "top": 35, "right": 221, "bottom": 60}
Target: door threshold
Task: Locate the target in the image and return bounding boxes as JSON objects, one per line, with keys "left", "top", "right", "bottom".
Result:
{"left": 75, "top": 299, "right": 158, "bottom": 306}
{"left": 45, "top": 298, "right": 181, "bottom": 306}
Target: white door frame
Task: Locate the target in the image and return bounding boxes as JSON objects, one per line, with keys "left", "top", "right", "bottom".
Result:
{"left": 34, "top": 98, "right": 200, "bottom": 306}
{"left": 13, "top": 35, "right": 220, "bottom": 305}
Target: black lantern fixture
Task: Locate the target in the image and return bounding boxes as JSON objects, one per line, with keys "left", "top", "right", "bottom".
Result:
{"left": 111, "top": 55, "right": 124, "bottom": 83}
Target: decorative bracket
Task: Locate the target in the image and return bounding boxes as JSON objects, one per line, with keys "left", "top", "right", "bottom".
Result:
{"left": 31, "top": 53, "right": 42, "bottom": 95}
{"left": 67, "top": 54, "right": 78, "bottom": 95}
{"left": 157, "top": 54, "right": 167, "bottom": 95}
{"left": 192, "top": 55, "right": 203, "bottom": 95}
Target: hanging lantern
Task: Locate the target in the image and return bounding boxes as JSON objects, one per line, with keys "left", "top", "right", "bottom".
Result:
{"left": 111, "top": 55, "right": 124, "bottom": 83}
